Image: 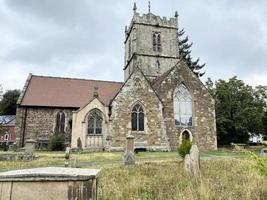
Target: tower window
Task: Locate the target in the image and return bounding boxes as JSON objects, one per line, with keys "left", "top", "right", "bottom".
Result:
{"left": 153, "top": 32, "right": 161, "bottom": 52}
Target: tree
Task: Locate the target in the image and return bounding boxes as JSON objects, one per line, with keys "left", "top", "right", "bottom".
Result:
{"left": 206, "top": 77, "right": 266, "bottom": 145}
{"left": 178, "top": 28, "right": 205, "bottom": 77}
{"left": 0, "top": 90, "right": 21, "bottom": 115}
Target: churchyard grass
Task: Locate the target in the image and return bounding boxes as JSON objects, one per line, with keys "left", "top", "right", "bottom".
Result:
{"left": 0, "top": 149, "right": 266, "bottom": 199}
{"left": 0, "top": 149, "right": 246, "bottom": 171}
{"left": 99, "top": 159, "right": 267, "bottom": 200}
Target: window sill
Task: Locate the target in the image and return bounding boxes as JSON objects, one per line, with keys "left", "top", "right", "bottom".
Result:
{"left": 175, "top": 125, "right": 193, "bottom": 128}
{"left": 87, "top": 134, "right": 103, "bottom": 136}
{"left": 131, "top": 131, "right": 146, "bottom": 134}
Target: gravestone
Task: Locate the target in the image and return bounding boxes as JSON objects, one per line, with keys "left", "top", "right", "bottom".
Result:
{"left": 123, "top": 135, "right": 135, "bottom": 166}
{"left": 25, "top": 139, "right": 36, "bottom": 155}
{"left": 184, "top": 154, "right": 192, "bottom": 175}
{"left": 184, "top": 145, "right": 200, "bottom": 177}
{"left": 190, "top": 145, "right": 200, "bottom": 176}
{"left": 0, "top": 167, "right": 100, "bottom": 200}
{"left": 260, "top": 148, "right": 267, "bottom": 157}
{"left": 65, "top": 147, "right": 71, "bottom": 167}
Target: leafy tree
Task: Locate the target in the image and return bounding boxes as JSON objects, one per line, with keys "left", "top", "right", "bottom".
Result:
{"left": 178, "top": 28, "right": 205, "bottom": 77}
{"left": 0, "top": 89, "right": 21, "bottom": 115}
{"left": 206, "top": 77, "right": 266, "bottom": 145}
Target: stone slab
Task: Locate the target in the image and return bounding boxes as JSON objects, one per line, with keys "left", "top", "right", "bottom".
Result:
{"left": 0, "top": 167, "right": 100, "bottom": 181}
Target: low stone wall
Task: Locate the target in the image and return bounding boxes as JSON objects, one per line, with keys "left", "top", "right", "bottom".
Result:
{"left": 0, "top": 167, "right": 100, "bottom": 200}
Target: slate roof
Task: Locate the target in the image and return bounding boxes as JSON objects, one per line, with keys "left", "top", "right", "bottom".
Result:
{"left": 0, "top": 115, "right": 16, "bottom": 126}
{"left": 19, "top": 75, "right": 123, "bottom": 108}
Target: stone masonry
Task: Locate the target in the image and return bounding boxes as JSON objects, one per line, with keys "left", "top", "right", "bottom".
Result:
{"left": 15, "top": 4, "right": 217, "bottom": 151}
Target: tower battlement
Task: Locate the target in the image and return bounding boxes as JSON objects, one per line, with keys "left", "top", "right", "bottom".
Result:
{"left": 126, "top": 12, "right": 178, "bottom": 37}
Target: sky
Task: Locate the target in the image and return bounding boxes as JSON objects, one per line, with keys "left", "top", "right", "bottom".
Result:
{"left": 0, "top": 0, "right": 267, "bottom": 91}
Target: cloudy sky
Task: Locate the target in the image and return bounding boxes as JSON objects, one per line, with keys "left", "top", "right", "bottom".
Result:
{"left": 0, "top": 0, "right": 267, "bottom": 91}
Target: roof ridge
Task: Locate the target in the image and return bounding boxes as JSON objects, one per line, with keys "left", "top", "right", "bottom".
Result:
{"left": 31, "top": 74, "right": 124, "bottom": 84}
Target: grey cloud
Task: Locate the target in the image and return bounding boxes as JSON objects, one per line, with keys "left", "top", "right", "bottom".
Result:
{"left": 0, "top": 0, "right": 267, "bottom": 90}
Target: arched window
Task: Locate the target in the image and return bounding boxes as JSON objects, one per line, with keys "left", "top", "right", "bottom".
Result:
{"left": 152, "top": 32, "right": 161, "bottom": 52}
{"left": 88, "top": 110, "right": 103, "bottom": 134}
{"left": 174, "top": 84, "right": 193, "bottom": 126}
{"left": 55, "top": 112, "right": 65, "bottom": 133}
{"left": 157, "top": 34, "right": 161, "bottom": 52}
{"left": 60, "top": 112, "right": 65, "bottom": 133}
{"left": 134, "top": 78, "right": 142, "bottom": 88}
{"left": 153, "top": 33, "right": 157, "bottom": 51}
{"left": 4, "top": 133, "right": 9, "bottom": 141}
{"left": 131, "top": 103, "right": 144, "bottom": 131}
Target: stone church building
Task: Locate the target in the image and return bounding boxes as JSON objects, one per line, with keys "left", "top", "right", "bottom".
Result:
{"left": 15, "top": 6, "right": 217, "bottom": 151}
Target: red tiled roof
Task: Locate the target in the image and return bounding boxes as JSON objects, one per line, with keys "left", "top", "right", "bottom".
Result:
{"left": 20, "top": 75, "right": 123, "bottom": 108}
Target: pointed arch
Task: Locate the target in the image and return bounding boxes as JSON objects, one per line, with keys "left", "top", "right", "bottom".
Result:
{"left": 173, "top": 84, "right": 193, "bottom": 127}
{"left": 131, "top": 102, "right": 144, "bottom": 131}
{"left": 55, "top": 112, "right": 61, "bottom": 133}
{"left": 59, "top": 112, "right": 65, "bottom": 133}
{"left": 179, "top": 129, "right": 193, "bottom": 145}
{"left": 54, "top": 112, "right": 66, "bottom": 134}
{"left": 87, "top": 109, "right": 103, "bottom": 134}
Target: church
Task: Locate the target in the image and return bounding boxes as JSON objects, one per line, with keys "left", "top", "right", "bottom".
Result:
{"left": 15, "top": 5, "right": 217, "bottom": 151}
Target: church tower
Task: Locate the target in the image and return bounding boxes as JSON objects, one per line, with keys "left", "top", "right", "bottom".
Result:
{"left": 124, "top": 3, "right": 179, "bottom": 80}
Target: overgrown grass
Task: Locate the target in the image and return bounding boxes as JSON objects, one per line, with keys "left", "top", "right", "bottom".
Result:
{"left": 0, "top": 150, "right": 266, "bottom": 199}
{"left": 100, "top": 159, "right": 267, "bottom": 200}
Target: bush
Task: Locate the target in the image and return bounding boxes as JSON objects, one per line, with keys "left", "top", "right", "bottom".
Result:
{"left": 49, "top": 134, "right": 65, "bottom": 151}
{"left": 235, "top": 145, "right": 267, "bottom": 177}
{"left": 178, "top": 139, "right": 192, "bottom": 158}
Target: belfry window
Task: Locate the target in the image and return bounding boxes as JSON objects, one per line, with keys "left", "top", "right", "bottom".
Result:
{"left": 88, "top": 110, "right": 103, "bottom": 134}
{"left": 153, "top": 32, "right": 161, "bottom": 52}
{"left": 174, "top": 84, "right": 193, "bottom": 126}
{"left": 55, "top": 112, "right": 65, "bottom": 133}
{"left": 131, "top": 103, "right": 144, "bottom": 131}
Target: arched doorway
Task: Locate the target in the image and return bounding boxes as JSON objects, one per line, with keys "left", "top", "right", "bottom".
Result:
{"left": 179, "top": 129, "right": 193, "bottom": 145}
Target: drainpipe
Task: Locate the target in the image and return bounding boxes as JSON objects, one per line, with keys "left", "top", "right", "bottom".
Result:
{"left": 21, "top": 107, "right": 28, "bottom": 147}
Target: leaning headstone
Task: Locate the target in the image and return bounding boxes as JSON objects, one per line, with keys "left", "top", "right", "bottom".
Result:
{"left": 123, "top": 135, "right": 135, "bottom": 166}
{"left": 184, "top": 154, "right": 192, "bottom": 175}
{"left": 184, "top": 145, "right": 200, "bottom": 177}
{"left": 190, "top": 145, "right": 200, "bottom": 176}
{"left": 65, "top": 147, "right": 71, "bottom": 167}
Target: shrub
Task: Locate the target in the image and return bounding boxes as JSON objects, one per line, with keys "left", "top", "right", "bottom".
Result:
{"left": 178, "top": 139, "right": 192, "bottom": 158}
{"left": 49, "top": 134, "right": 65, "bottom": 151}
{"left": 234, "top": 144, "right": 267, "bottom": 177}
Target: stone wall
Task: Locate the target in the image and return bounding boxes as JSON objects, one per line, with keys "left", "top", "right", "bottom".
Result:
{"left": 153, "top": 61, "right": 217, "bottom": 150}
{"left": 110, "top": 68, "right": 170, "bottom": 151}
{"left": 15, "top": 107, "right": 75, "bottom": 147}
{"left": 124, "top": 12, "right": 179, "bottom": 80}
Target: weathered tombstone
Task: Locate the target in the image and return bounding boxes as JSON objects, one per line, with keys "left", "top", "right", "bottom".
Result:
{"left": 75, "top": 137, "right": 82, "bottom": 168}
{"left": 184, "top": 154, "right": 192, "bottom": 175}
{"left": 259, "top": 147, "right": 267, "bottom": 157}
{"left": 123, "top": 135, "right": 135, "bottom": 166}
{"left": 0, "top": 167, "right": 100, "bottom": 200}
{"left": 190, "top": 145, "right": 200, "bottom": 176}
{"left": 65, "top": 147, "right": 71, "bottom": 167}
{"left": 25, "top": 139, "right": 36, "bottom": 156}
{"left": 184, "top": 145, "right": 200, "bottom": 177}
